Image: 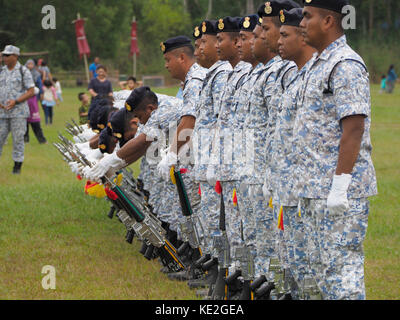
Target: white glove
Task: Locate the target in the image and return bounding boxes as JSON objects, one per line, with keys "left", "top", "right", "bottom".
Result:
{"left": 84, "top": 152, "right": 127, "bottom": 183}
{"left": 69, "top": 162, "right": 81, "bottom": 175}
{"left": 75, "top": 141, "right": 91, "bottom": 153}
{"left": 78, "top": 129, "right": 97, "bottom": 142}
{"left": 327, "top": 174, "right": 352, "bottom": 215}
{"left": 157, "top": 151, "right": 178, "bottom": 181}
{"left": 79, "top": 124, "right": 89, "bottom": 131}
{"left": 86, "top": 148, "right": 104, "bottom": 163}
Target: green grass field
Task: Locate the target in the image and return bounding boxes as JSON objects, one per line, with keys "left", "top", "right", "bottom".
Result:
{"left": 0, "top": 85, "right": 399, "bottom": 300}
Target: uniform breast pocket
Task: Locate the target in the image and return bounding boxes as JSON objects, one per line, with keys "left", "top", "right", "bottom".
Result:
{"left": 304, "top": 83, "right": 324, "bottom": 112}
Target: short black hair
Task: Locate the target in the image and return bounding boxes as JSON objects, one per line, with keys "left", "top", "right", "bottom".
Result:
{"left": 136, "top": 90, "right": 158, "bottom": 111}
{"left": 43, "top": 80, "right": 52, "bottom": 87}
{"left": 127, "top": 76, "right": 137, "bottom": 82}
{"left": 78, "top": 92, "right": 86, "bottom": 101}
{"left": 96, "top": 64, "right": 107, "bottom": 72}
{"left": 53, "top": 77, "right": 58, "bottom": 82}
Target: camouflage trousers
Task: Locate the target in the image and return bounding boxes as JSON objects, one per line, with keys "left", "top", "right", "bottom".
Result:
{"left": 236, "top": 181, "right": 256, "bottom": 263}
{"left": 221, "top": 181, "right": 244, "bottom": 272}
{"left": 300, "top": 198, "right": 370, "bottom": 300}
{"left": 248, "top": 184, "right": 277, "bottom": 280}
{"left": 0, "top": 117, "right": 27, "bottom": 163}
{"left": 198, "top": 182, "right": 221, "bottom": 256}
{"left": 274, "top": 205, "right": 309, "bottom": 299}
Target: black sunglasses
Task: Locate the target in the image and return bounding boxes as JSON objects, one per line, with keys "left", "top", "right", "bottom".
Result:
{"left": 2, "top": 54, "right": 11, "bottom": 57}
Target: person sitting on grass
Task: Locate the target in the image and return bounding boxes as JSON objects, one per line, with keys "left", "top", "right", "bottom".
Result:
{"left": 78, "top": 92, "right": 90, "bottom": 125}
{"left": 119, "top": 76, "right": 141, "bottom": 91}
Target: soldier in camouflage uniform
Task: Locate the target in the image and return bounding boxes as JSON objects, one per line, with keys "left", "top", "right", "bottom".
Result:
{"left": 292, "top": 0, "right": 378, "bottom": 300}
{"left": 0, "top": 45, "right": 35, "bottom": 174}
{"left": 190, "top": 20, "right": 232, "bottom": 260}
{"left": 270, "top": 8, "right": 317, "bottom": 299}
{"left": 209, "top": 16, "right": 252, "bottom": 274}
{"left": 157, "top": 37, "right": 208, "bottom": 259}
{"left": 85, "top": 88, "right": 184, "bottom": 238}
{"left": 233, "top": 18, "right": 267, "bottom": 269}
{"left": 240, "top": 1, "right": 300, "bottom": 292}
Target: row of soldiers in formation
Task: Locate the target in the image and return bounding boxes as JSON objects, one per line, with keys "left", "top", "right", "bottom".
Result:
{"left": 62, "top": 0, "right": 378, "bottom": 300}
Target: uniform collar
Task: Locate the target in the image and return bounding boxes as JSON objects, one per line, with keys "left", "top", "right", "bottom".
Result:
{"left": 316, "top": 35, "right": 347, "bottom": 61}
{"left": 265, "top": 55, "right": 282, "bottom": 68}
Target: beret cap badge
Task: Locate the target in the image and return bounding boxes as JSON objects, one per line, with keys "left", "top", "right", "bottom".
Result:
{"left": 114, "top": 133, "right": 122, "bottom": 139}
{"left": 202, "top": 22, "right": 207, "bottom": 33}
{"left": 99, "top": 144, "right": 107, "bottom": 150}
{"left": 243, "top": 17, "right": 251, "bottom": 29}
{"left": 160, "top": 42, "right": 166, "bottom": 53}
{"left": 218, "top": 19, "right": 225, "bottom": 30}
{"left": 125, "top": 103, "right": 132, "bottom": 112}
{"left": 280, "top": 10, "right": 285, "bottom": 23}
{"left": 305, "top": 0, "right": 312, "bottom": 3}
{"left": 265, "top": 2, "right": 273, "bottom": 14}
{"left": 194, "top": 27, "right": 200, "bottom": 37}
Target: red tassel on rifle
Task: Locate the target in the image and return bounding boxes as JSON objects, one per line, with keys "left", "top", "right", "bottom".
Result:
{"left": 215, "top": 181, "right": 222, "bottom": 195}
{"left": 105, "top": 188, "right": 119, "bottom": 201}
{"left": 77, "top": 175, "right": 83, "bottom": 181}
{"left": 180, "top": 168, "right": 188, "bottom": 174}
{"left": 198, "top": 184, "right": 201, "bottom": 196}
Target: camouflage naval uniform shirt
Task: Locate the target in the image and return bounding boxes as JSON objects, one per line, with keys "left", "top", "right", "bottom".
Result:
{"left": 292, "top": 35, "right": 378, "bottom": 199}
{"left": 180, "top": 63, "right": 207, "bottom": 118}
{"left": 271, "top": 60, "right": 312, "bottom": 207}
{"left": 241, "top": 55, "right": 286, "bottom": 185}
{"left": 0, "top": 61, "right": 34, "bottom": 118}
{"left": 212, "top": 61, "right": 252, "bottom": 182}
{"left": 192, "top": 61, "right": 232, "bottom": 182}
{"left": 232, "top": 63, "right": 263, "bottom": 181}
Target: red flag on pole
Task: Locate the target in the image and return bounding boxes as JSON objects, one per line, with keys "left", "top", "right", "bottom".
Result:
{"left": 130, "top": 21, "right": 140, "bottom": 57}
{"left": 74, "top": 18, "right": 91, "bottom": 59}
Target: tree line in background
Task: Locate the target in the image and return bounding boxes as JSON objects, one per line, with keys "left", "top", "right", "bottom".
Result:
{"left": 1, "top": 0, "right": 399, "bottom": 82}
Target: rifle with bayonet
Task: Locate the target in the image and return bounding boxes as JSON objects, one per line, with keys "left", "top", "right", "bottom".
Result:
{"left": 54, "top": 134, "right": 186, "bottom": 273}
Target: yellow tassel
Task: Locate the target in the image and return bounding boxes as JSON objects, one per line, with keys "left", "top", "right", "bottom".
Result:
{"left": 87, "top": 184, "right": 107, "bottom": 199}
{"left": 170, "top": 166, "right": 176, "bottom": 185}
{"left": 232, "top": 188, "right": 238, "bottom": 207}
{"left": 298, "top": 207, "right": 302, "bottom": 218}
{"left": 113, "top": 173, "right": 123, "bottom": 187}
{"left": 278, "top": 205, "right": 284, "bottom": 231}
{"left": 269, "top": 197, "right": 274, "bottom": 209}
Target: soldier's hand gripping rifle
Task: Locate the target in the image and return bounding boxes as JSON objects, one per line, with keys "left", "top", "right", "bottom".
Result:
{"left": 54, "top": 135, "right": 186, "bottom": 273}
{"left": 211, "top": 192, "right": 230, "bottom": 301}
{"left": 71, "top": 118, "right": 84, "bottom": 134}
{"left": 170, "top": 166, "right": 203, "bottom": 260}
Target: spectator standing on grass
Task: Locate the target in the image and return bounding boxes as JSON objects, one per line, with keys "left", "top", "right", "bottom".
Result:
{"left": 0, "top": 45, "right": 35, "bottom": 175}
{"left": 41, "top": 80, "right": 59, "bottom": 125}
{"left": 78, "top": 92, "right": 90, "bottom": 125}
{"left": 379, "top": 75, "right": 386, "bottom": 94}
{"left": 386, "top": 64, "right": 398, "bottom": 93}
{"left": 24, "top": 59, "right": 47, "bottom": 144}
{"left": 89, "top": 57, "right": 100, "bottom": 79}
{"left": 88, "top": 65, "right": 113, "bottom": 99}
{"left": 88, "top": 65, "right": 113, "bottom": 119}
{"left": 38, "top": 60, "right": 52, "bottom": 83}
{"left": 53, "top": 77, "right": 63, "bottom": 102}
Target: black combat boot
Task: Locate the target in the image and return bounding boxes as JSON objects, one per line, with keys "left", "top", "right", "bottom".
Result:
{"left": 13, "top": 162, "right": 23, "bottom": 175}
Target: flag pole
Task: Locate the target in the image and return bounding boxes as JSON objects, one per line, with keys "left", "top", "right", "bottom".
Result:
{"left": 132, "top": 16, "right": 137, "bottom": 78}
{"left": 72, "top": 12, "right": 90, "bottom": 84}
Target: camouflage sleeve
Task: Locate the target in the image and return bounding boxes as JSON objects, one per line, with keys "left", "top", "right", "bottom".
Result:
{"left": 211, "top": 71, "right": 230, "bottom": 117}
{"left": 140, "top": 111, "right": 161, "bottom": 140}
{"left": 181, "top": 79, "right": 202, "bottom": 118}
{"left": 332, "top": 61, "right": 370, "bottom": 121}
{"left": 23, "top": 66, "right": 35, "bottom": 90}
